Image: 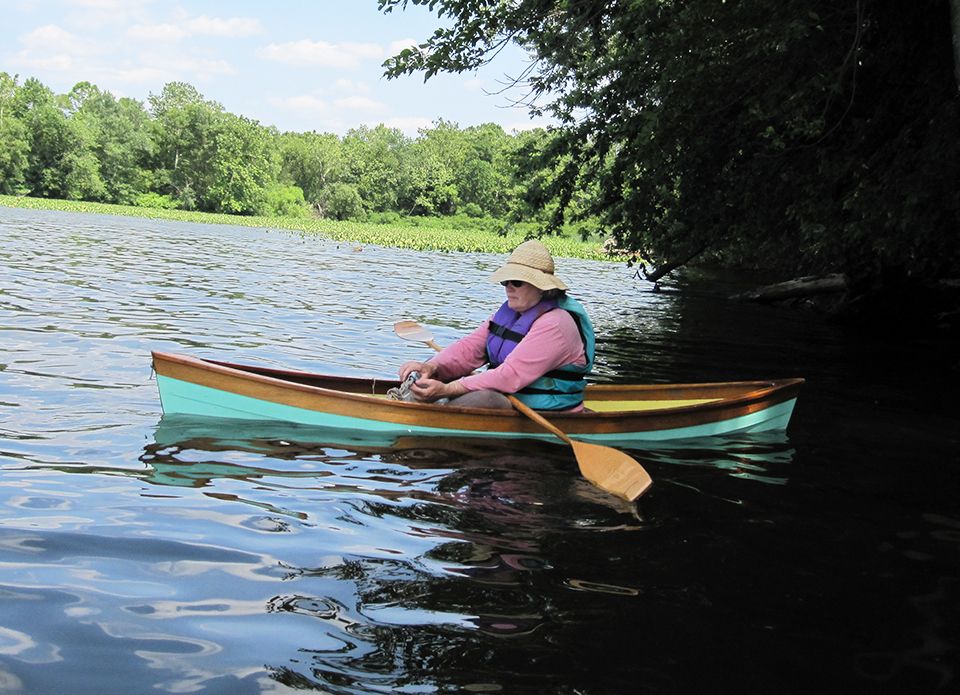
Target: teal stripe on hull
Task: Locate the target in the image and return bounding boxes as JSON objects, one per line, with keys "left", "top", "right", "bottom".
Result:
{"left": 157, "top": 374, "right": 422, "bottom": 434}
{"left": 156, "top": 375, "right": 796, "bottom": 447}
{"left": 582, "top": 398, "right": 797, "bottom": 444}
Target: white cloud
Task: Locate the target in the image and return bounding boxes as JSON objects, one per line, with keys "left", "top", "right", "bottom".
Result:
{"left": 5, "top": 3, "right": 552, "bottom": 135}
{"left": 61, "top": 0, "right": 154, "bottom": 28}
{"left": 8, "top": 0, "right": 44, "bottom": 10}
{"left": 258, "top": 39, "right": 383, "bottom": 69}
{"left": 53, "top": 48, "right": 236, "bottom": 87}
{"left": 12, "top": 24, "right": 106, "bottom": 73}
{"left": 109, "top": 66, "right": 174, "bottom": 85}
{"left": 332, "top": 95, "right": 383, "bottom": 112}
{"left": 127, "top": 23, "right": 187, "bottom": 41}
{"left": 13, "top": 52, "right": 77, "bottom": 72}
{"left": 272, "top": 94, "right": 329, "bottom": 113}
{"left": 184, "top": 16, "right": 261, "bottom": 37}
{"left": 126, "top": 15, "right": 260, "bottom": 42}
{"left": 138, "top": 51, "right": 234, "bottom": 78}
{"left": 274, "top": 83, "right": 383, "bottom": 117}
{"left": 65, "top": 0, "right": 140, "bottom": 8}
{"left": 333, "top": 79, "right": 370, "bottom": 94}
{"left": 20, "top": 24, "right": 100, "bottom": 55}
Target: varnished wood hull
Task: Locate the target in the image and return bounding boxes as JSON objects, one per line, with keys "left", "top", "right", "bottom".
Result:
{"left": 151, "top": 351, "right": 804, "bottom": 446}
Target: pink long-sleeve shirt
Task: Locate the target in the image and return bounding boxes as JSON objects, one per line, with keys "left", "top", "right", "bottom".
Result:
{"left": 429, "top": 308, "right": 588, "bottom": 411}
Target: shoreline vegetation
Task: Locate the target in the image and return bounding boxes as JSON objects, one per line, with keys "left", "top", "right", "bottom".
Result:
{"left": 0, "top": 74, "right": 626, "bottom": 263}
{"left": 0, "top": 194, "right": 616, "bottom": 260}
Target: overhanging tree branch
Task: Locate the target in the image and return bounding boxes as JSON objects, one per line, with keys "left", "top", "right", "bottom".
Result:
{"left": 640, "top": 245, "right": 708, "bottom": 283}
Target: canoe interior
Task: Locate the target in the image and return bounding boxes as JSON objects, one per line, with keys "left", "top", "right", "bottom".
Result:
{"left": 208, "top": 359, "right": 398, "bottom": 395}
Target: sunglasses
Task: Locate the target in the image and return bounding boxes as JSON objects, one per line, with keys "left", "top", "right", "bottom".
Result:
{"left": 500, "top": 280, "right": 527, "bottom": 288}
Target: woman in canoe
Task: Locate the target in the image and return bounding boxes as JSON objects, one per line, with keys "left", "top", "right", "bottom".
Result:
{"left": 398, "top": 240, "right": 596, "bottom": 411}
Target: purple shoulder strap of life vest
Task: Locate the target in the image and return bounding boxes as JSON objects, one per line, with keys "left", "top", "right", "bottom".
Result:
{"left": 486, "top": 299, "right": 558, "bottom": 366}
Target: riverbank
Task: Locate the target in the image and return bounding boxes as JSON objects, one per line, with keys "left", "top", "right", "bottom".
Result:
{"left": 0, "top": 195, "right": 611, "bottom": 260}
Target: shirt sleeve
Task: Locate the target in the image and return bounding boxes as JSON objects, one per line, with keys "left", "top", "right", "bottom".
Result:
{"left": 427, "top": 318, "right": 492, "bottom": 380}
{"left": 458, "top": 309, "right": 587, "bottom": 394}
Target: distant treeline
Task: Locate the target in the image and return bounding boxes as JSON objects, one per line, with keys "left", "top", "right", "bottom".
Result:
{"left": 0, "top": 75, "right": 589, "bottom": 232}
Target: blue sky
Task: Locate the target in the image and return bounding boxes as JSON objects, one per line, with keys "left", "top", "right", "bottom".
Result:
{"left": 3, "top": 0, "right": 555, "bottom": 136}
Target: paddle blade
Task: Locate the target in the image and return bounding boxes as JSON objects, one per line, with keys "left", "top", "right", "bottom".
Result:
{"left": 394, "top": 320, "right": 434, "bottom": 342}
{"left": 571, "top": 440, "right": 653, "bottom": 501}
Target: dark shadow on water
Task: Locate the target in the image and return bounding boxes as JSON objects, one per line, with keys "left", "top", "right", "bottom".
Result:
{"left": 127, "top": 416, "right": 835, "bottom": 694}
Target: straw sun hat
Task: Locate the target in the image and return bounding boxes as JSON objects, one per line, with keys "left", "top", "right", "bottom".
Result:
{"left": 488, "top": 240, "right": 569, "bottom": 291}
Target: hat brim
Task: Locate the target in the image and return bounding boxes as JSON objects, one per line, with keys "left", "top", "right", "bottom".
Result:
{"left": 488, "top": 262, "right": 568, "bottom": 291}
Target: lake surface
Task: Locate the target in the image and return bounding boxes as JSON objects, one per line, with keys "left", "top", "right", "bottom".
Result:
{"left": 1, "top": 206, "right": 957, "bottom": 694}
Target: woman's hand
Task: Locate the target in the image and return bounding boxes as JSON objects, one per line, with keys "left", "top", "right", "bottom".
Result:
{"left": 410, "top": 377, "right": 467, "bottom": 403}
{"left": 399, "top": 360, "right": 436, "bottom": 381}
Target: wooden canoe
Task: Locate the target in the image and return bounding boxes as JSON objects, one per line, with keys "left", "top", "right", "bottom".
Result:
{"left": 151, "top": 351, "right": 804, "bottom": 447}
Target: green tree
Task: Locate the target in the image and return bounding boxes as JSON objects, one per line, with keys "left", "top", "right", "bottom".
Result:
{"left": 401, "top": 121, "right": 462, "bottom": 214}
{"left": 341, "top": 124, "right": 408, "bottom": 213}
{"left": 399, "top": 146, "right": 458, "bottom": 215}
{"left": 13, "top": 77, "right": 103, "bottom": 199}
{"left": 0, "top": 73, "right": 29, "bottom": 194}
{"left": 278, "top": 130, "right": 344, "bottom": 206}
{"left": 397, "top": 120, "right": 515, "bottom": 216}
{"left": 320, "top": 181, "right": 365, "bottom": 220}
{"left": 148, "top": 81, "right": 209, "bottom": 119}
{"left": 204, "top": 114, "right": 280, "bottom": 214}
{"left": 147, "top": 82, "right": 223, "bottom": 210}
{"left": 260, "top": 184, "right": 309, "bottom": 217}
{"left": 381, "top": 0, "right": 960, "bottom": 287}
{"left": 67, "top": 82, "right": 153, "bottom": 203}
{"left": 459, "top": 123, "right": 514, "bottom": 216}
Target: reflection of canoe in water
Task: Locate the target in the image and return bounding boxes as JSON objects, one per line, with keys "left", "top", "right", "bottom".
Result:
{"left": 149, "top": 413, "right": 521, "bottom": 465}
{"left": 151, "top": 351, "right": 804, "bottom": 447}
{"left": 142, "top": 414, "right": 547, "bottom": 488}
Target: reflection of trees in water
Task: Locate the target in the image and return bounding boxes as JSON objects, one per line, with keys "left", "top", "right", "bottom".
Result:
{"left": 591, "top": 272, "right": 829, "bottom": 386}
{"left": 249, "top": 453, "right": 609, "bottom": 693}
{"left": 590, "top": 286, "right": 683, "bottom": 384}
{"left": 590, "top": 282, "right": 767, "bottom": 384}
{"left": 136, "top": 422, "right": 642, "bottom": 691}
{"left": 257, "top": 467, "right": 660, "bottom": 694}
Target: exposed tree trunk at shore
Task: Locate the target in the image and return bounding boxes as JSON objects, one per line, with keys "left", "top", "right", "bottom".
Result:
{"left": 734, "top": 274, "right": 848, "bottom": 303}
{"left": 640, "top": 246, "right": 707, "bottom": 283}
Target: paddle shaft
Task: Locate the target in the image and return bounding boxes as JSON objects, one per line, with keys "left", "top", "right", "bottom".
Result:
{"left": 503, "top": 394, "right": 574, "bottom": 446}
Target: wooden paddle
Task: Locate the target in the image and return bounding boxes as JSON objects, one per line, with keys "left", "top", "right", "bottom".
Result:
{"left": 393, "top": 320, "right": 653, "bottom": 501}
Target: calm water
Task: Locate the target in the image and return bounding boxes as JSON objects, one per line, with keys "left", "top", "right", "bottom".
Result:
{"left": 1, "top": 207, "right": 957, "bottom": 694}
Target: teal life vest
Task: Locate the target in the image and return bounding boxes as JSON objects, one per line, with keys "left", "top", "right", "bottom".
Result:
{"left": 486, "top": 295, "right": 595, "bottom": 410}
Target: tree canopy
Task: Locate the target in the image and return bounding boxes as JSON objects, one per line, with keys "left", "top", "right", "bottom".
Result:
{"left": 381, "top": 0, "right": 960, "bottom": 287}
{"left": 0, "top": 73, "right": 564, "bottom": 228}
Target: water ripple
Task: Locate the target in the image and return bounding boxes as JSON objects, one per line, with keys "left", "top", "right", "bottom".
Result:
{"left": 2, "top": 207, "right": 958, "bottom": 694}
